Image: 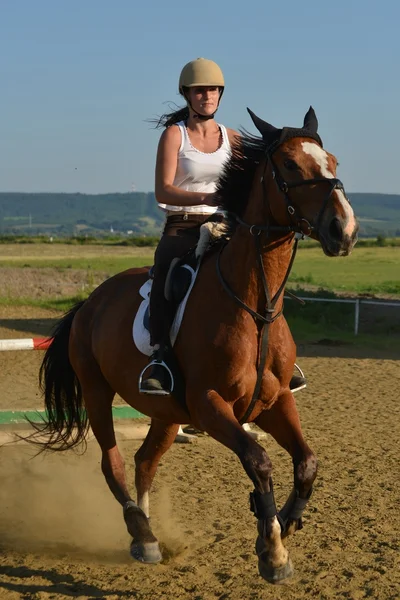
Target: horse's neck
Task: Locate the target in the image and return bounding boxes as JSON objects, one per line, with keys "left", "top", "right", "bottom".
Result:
{"left": 221, "top": 227, "right": 294, "bottom": 316}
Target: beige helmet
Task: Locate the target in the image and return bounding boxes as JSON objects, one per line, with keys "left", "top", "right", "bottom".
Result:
{"left": 179, "top": 58, "right": 225, "bottom": 94}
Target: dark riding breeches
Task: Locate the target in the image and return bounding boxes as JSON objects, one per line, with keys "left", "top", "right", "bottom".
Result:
{"left": 149, "top": 214, "right": 209, "bottom": 347}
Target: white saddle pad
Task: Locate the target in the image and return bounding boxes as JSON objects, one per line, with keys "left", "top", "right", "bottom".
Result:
{"left": 132, "top": 264, "right": 198, "bottom": 356}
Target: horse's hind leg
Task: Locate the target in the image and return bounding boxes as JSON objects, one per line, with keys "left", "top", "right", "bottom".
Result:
{"left": 255, "top": 391, "right": 318, "bottom": 538}
{"left": 134, "top": 419, "right": 179, "bottom": 518}
{"left": 76, "top": 358, "right": 162, "bottom": 564}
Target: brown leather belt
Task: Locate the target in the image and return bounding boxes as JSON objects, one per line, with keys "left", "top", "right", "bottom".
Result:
{"left": 166, "top": 214, "right": 207, "bottom": 224}
{"left": 165, "top": 213, "right": 224, "bottom": 225}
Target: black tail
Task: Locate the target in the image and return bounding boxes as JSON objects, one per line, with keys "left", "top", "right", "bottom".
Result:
{"left": 30, "top": 300, "right": 88, "bottom": 452}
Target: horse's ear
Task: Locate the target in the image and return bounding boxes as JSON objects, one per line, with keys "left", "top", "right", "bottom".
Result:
{"left": 303, "top": 106, "right": 318, "bottom": 133}
{"left": 247, "top": 108, "right": 280, "bottom": 144}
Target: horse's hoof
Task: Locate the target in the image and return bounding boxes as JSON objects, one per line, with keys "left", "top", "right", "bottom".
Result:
{"left": 130, "top": 541, "right": 162, "bottom": 564}
{"left": 258, "top": 558, "right": 294, "bottom": 584}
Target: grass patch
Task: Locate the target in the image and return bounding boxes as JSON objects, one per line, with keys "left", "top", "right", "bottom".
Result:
{"left": 285, "top": 289, "right": 354, "bottom": 330}
{"left": 289, "top": 321, "right": 395, "bottom": 349}
{"left": 285, "top": 287, "right": 400, "bottom": 345}
{"left": 0, "top": 234, "right": 399, "bottom": 247}
{"left": 0, "top": 235, "right": 160, "bottom": 247}
{"left": 0, "top": 242, "right": 398, "bottom": 350}
{"left": 0, "top": 294, "right": 89, "bottom": 312}
{"left": 0, "top": 256, "right": 153, "bottom": 274}
{"left": 288, "top": 245, "right": 400, "bottom": 295}
{"left": 0, "top": 243, "right": 398, "bottom": 295}
{"left": 289, "top": 319, "right": 399, "bottom": 353}
{"left": 0, "top": 287, "right": 398, "bottom": 350}
{"left": 0, "top": 295, "right": 396, "bottom": 352}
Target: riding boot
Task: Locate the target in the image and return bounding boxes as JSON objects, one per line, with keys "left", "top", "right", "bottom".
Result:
{"left": 139, "top": 345, "right": 174, "bottom": 395}
{"left": 139, "top": 259, "right": 177, "bottom": 396}
{"left": 289, "top": 374, "right": 307, "bottom": 393}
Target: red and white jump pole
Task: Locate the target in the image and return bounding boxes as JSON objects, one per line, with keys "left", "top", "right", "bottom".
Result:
{"left": 0, "top": 338, "right": 53, "bottom": 352}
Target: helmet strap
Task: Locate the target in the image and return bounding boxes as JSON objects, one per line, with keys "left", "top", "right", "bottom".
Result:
{"left": 192, "top": 110, "right": 216, "bottom": 121}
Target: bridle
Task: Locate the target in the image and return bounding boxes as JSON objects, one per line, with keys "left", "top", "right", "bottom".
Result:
{"left": 268, "top": 147, "right": 348, "bottom": 237}
{"left": 235, "top": 138, "right": 349, "bottom": 238}
{"left": 216, "top": 138, "right": 351, "bottom": 424}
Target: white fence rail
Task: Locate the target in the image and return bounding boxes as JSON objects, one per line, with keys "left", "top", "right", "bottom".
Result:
{"left": 284, "top": 296, "right": 400, "bottom": 335}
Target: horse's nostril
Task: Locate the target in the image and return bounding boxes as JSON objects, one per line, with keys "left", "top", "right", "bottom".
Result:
{"left": 329, "top": 218, "right": 343, "bottom": 242}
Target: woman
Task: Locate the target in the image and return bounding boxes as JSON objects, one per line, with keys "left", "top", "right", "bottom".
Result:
{"left": 139, "top": 57, "right": 240, "bottom": 395}
{"left": 139, "top": 57, "right": 306, "bottom": 398}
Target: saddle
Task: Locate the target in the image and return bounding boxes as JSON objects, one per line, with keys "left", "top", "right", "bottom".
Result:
{"left": 164, "top": 217, "right": 229, "bottom": 304}
{"left": 133, "top": 220, "right": 229, "bottom": 356}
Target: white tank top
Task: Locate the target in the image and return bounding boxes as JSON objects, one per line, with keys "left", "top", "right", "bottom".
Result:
{"left": 157, "top": 120, "right": 231, "bottom": 214}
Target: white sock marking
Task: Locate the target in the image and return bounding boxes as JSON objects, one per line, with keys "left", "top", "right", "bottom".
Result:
{"left": 138, "top": 491, "right": 150, "bottom": 518}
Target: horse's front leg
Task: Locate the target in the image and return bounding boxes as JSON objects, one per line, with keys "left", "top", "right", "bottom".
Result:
{"left": 190, "top": 388, "right": 293, "bottom": 584}
{"left": 134, "top": 419, "right": 179, "bottom": 518}
{"left": 256, "top": 391, "right": 318, "bottom": 538}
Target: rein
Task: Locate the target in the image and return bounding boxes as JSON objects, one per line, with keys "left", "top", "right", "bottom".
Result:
{"left": 216, "top": 231, "right": 299, "bottom": 425}
{"left": 216, "top": 143, "right": 350, "bottom": 425}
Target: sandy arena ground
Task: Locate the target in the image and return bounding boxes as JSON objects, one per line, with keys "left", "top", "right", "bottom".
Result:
{"left": 0, "top": 307, "right": 399, "bottom": 599}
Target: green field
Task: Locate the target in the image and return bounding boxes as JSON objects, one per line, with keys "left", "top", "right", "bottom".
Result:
{"left": 0, "top": 256, "right": 152, "bottom": 272}
{"left": 0, "top": 242, "right": 398, "bottom": 296}
{"left": 289, "top": 246, "right": 400, "bottom": 296}
{"left": 0, "top": 241, "right": 398, "bottom": 350}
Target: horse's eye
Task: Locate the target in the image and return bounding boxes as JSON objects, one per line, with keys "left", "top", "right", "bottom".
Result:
{"left": 284, "top": 159, "right": 298, "bottom": 171}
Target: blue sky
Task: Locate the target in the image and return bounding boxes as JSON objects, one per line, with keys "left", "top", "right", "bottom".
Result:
{"left": 1, "top": 0, "right": 399, "bottom": 194}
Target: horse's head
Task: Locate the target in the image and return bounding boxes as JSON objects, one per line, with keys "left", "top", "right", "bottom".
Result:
{"left": 247, "top": 107, "right": 358, "bottom": 256}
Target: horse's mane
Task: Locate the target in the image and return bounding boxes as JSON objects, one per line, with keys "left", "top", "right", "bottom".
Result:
{"left": 216, "top": 130, "right": 267, "bottom": 219}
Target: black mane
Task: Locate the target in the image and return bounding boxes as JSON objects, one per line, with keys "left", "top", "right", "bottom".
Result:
{"left": 215, "top": 130, "right": 267, "bottom": 219}
{"left": 215, "top": 117, "right": 323, "bottom": 230}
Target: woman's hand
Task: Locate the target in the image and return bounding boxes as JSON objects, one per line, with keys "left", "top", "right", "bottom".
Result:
{"left": 204, "top": 193, "right": 219, "bottom": 207}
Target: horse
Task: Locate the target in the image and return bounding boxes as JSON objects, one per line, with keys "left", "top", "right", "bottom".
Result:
{"left": 34, "top": 106, "right": 358, "bottom": 584}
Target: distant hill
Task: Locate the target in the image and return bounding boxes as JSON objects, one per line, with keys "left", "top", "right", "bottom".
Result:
{"left": 0, "top": 191, "right": 398, "bottom": 237}
{"left": 349, "top": 194, "right": 400, "bottom": 237}
{"left": 0, "top": 192, "right": 163, "bottom": 236}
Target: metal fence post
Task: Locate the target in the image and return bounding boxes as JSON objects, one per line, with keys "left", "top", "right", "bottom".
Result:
{"left": 354, "top": 298, "right": 360, "bottom": 336}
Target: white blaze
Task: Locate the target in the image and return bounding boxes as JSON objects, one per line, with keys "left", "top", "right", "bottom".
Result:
{"left": 301, "top": 142, "right": 356, "bottom": 237}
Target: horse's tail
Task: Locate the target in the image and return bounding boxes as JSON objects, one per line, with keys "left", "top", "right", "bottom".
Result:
{"left": 31, "top": 300, "right": 88, "bottom": 452}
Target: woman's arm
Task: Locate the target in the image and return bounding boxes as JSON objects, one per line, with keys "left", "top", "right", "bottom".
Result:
{"left": 155, "top": 126, "right": 215, "bottom": 207}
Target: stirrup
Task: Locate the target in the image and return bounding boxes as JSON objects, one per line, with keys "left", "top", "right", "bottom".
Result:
{"left": 138, "top": 357, "right": 174, "bottom": 396}
{"left": 291, "top": 363, "right": 307, "bottom": 393}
